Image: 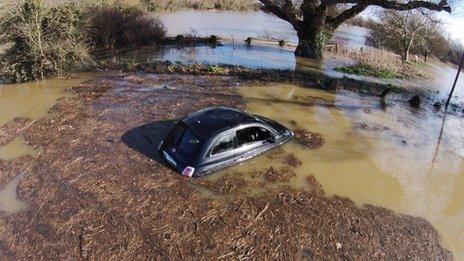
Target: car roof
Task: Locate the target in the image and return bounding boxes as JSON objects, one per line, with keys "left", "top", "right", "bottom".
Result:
{"left": 182, "top": 107, "right": 260, "bottom": 138}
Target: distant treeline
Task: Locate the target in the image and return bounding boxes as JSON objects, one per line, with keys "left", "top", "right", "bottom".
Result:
{"left": 347, "top": 15, "right": 463, "bottom": 66}
{"left": 117, "top": 0, "right": 260, "bottom": 11}
{"left": 0, "top": 0, "right": 260, "bottom": 12}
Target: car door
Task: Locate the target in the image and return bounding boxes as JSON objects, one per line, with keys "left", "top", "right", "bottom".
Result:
{"left": 198, "top": 125, "right": 276, "bottom": 175}
{"left": 200, "top": 131, "right": 239, "bottom": 173}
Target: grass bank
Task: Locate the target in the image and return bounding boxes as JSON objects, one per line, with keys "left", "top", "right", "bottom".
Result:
{"left": 328, "top": 46, "right": 428, "bottom": 80}
{"left": 335, "top": 63, "right": 399, "bottom": 79}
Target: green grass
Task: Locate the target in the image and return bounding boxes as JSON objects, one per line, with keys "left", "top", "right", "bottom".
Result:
{"left": 406, "top": 60, "right": 426, "bottom": 69}
{"left": 335, "top": 63, "right": 399, "bottom": 79}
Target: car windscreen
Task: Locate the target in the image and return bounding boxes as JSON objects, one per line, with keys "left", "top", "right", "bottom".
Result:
{"left": 163, "top": 123, "right": 201, "bottom": 157}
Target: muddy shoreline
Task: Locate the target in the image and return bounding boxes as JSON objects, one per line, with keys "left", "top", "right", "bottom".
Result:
{"left": 97, "top": 59, "right": 464, "bottom": 114}
{"left": 0, "top": 74, "right": 452, "bottom": 259}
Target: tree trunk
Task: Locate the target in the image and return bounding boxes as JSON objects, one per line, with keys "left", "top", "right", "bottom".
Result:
{"left": 404, "top": 39, "right": 413, "bottom": 62}
{"left": 295, "top": 29, "right": 333, "bottom": 60}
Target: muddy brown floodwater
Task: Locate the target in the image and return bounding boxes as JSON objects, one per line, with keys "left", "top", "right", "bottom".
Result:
{"left": 0, "top": 73, "right": 97, "bottom": 216}
{"left": 0, "top": 74, "right": 97, "bottom": 127}
{"left": 229, "top": 84, "right": 464, "bottom": 259}
{"left": 0, "top": 73, "right": 458, "bottom": 259}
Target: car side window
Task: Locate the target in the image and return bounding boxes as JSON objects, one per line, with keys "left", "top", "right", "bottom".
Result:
{"left": 211, "top": 133, "right": 235, "bottom": 155}
{"left": 237, "top": 127, "right": 271, "bottom": 147}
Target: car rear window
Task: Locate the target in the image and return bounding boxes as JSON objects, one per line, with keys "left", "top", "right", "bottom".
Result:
{"left": 177, "top": 128, "right": 201, "bottom": 156}
{"left": 164, "top": 123, "right": 201, "bottom": 157}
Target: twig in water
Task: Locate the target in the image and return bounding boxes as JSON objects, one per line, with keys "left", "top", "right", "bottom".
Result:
{"left": 254, "top": 202, "right": 270, "bottom": 221}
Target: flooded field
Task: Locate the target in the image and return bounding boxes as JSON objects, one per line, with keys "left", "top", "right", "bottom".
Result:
{"left": 0, "top": 73, "right": 457, "bottom": 259}
{"left": 205, "top": 84, "right": 463, "bottom": 259}
{"left": 0, "top": 6, "right": 462, "bottom": 259}
{"left": 154, "top": 10, "right": 464, "bottom": 101}
{"left": 116, "top": 43, "right": 463, "bottom": 101}
{"left": 158, "top": 11, "right": 369, "bottom": 48}
{"left": 0, "top": 74, "right": 96, "bottom": 127}
{"left": 0, "top": 73, "right": 97, "bottom": 216}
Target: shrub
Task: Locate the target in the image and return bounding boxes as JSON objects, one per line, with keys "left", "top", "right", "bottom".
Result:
{"left": 214, "top": 2, "right": 223, "bottom": 9}
{"left": 88, "top": 6, "right": 166, "bottom": 49}
{"left": 0, "top": 0, "right": 91, "bottom": 83}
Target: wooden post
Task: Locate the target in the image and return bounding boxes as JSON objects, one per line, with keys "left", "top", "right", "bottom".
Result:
{"left": 429, "top": 52, "right": 464, "bottom": 174}
{"left": 445, "top": 52, "right": 464, "bottom": 111}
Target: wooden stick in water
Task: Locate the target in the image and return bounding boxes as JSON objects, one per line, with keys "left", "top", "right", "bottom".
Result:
{"left": 445, "top": 52, "right": 464, "bottom": 111}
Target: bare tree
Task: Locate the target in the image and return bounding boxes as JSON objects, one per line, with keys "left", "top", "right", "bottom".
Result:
{"left": 259, "top": 0, "right": 452, "bottom": 59}
{"left": 414, "top": 15, "right": 443, "bottom": 62}
{"left": 367, "top": 10, "right": 431, "bottom": 62}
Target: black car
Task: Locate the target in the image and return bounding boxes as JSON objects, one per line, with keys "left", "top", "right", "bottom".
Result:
{"left": 158, "top": 107, "right": 293, "bottom": 177}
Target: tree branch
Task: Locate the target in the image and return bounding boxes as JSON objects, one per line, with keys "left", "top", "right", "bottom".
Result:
{"left": 327, "top": 3, "right": 369, "bottom": 28}
{"left": 372, "top": 0, "right": 451, "bottom": 12}
{"left": 322, "top": 0, "right": 451, "bottom": 13}
{"left": 259, "top": 0, "right": 303, "bottom": 31}
{"left": 326, "top": 0, "right": 450, "bottom": 29}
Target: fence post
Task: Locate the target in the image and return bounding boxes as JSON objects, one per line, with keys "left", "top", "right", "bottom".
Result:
{"left": 445, "top": 52, "right": 464, "bottom": 112}
{"left": 429, "top": 53, "right": 463, "bottom": 176}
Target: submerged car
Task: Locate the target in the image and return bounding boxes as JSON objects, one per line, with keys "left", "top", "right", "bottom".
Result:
{"left": 158, "top": 107, "right": 293, "bottom": 177}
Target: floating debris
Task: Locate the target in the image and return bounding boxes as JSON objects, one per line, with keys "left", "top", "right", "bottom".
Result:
{"left": 263, "top": 167, "right": 296, "bottom": 182}
{"left": 353, "top": 122, "right": 390, "bottom": 132}
{"left": 293, "top": 129, "right": 325, "bottom": 149}
{"left": 284, "top": 153, "right": 302, "bottom": 168}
